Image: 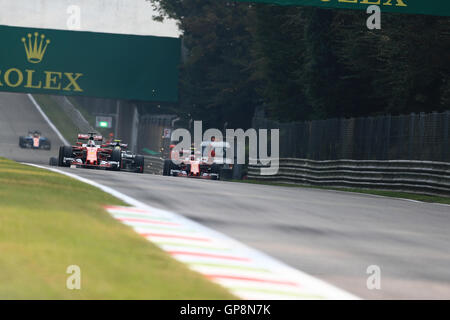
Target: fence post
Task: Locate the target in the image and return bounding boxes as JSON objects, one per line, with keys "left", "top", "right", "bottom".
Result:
{"left": 365, "top": 116, "right": 373, "bottom": 159}
{"left": 408, "top": 113, "right": 415, "bottom": 160}
{"left": 385, "top": 114, "right": 391, "bottom": 160}
{"left": 419, "top": 112, "right": 425, "bottom": 160}
{"left": 444, "top": 111, "right": 450, "bottom": 162}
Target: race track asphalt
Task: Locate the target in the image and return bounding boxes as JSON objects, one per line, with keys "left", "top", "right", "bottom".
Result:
{"left": 1, "top": 92, "right": 449, "bottom": 299}
{"left": 0, "top": 92, "right": 61, "bottom": 164}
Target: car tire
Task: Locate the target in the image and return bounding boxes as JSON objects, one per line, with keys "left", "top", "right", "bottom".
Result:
{"left": 110, "top": 149, "right": 122, "bottom": 171}
{"left": 49, "top": 157, "right": 58, "bottom": 166}
{"left": 43, "top": 141, "right": 51, "bottom": 150}
{"left": 185, "top": 164, "right": 191, "bottom": 176}
{"left": 219, "top": 168, "right": 233, "bottom": 181}
{"left": 19, "top": 137, "right": 25, "bottom": 148}
{"left": 58, "top": 146, "right": 64, "bottom": 166}
{"left": 134, "top": 155, "right": 144, "bottom": 174}
{"left": 211, "top": 163, "right": 220, "bottom": 174}
{"left": 58, "top": 146, "right": 72, "bottom": 167}
{"left": 163, "top": 159, "right": 172, "bottom": 176}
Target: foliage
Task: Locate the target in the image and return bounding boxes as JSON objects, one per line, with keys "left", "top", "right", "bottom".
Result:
{"left": 148, "top": 1, "right": 450, "bottom": 125}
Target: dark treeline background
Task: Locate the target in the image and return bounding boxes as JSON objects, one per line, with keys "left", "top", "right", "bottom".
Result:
{"left": 148, "top": 1, "right": 450, "bottom": 129}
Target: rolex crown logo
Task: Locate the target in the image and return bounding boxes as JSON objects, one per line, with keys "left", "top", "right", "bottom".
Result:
{"left": 21, "top": 32, "right": 51, "bottom": 64}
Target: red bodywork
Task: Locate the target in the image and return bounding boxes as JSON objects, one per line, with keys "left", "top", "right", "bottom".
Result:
{"left": 66, "top": 135, "right": 116, "bottom": 168}
{"left": 69, "top": 147, "right": 114, "bottom": 168}
{"left": 172, "top": 153, "right": 216, "bottom": 179}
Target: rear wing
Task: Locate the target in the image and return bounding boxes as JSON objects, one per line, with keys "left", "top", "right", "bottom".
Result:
{"left": 200, "top": 141, "right": 231, "bottom": 148}
{"left": 78, "top": 134, "right": 103, "bottom": 141}
{"left": 104, "top": 142, "right": 128, "bottom": 148}
{"left": 113, "top": 139, "right": 128, "bottom": 149}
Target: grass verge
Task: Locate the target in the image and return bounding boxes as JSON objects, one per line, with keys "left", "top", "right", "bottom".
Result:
{"left": 233, "top": 179, "right": 450, "bottom": 205}
{"left": 0, "top": 158, "right": 234, "bottom": 299}
{"left": 66, "top": 96, "right": 111, "bottom": 137}
{"left": 32, "top": 94, "right": 78, "bottom": 144}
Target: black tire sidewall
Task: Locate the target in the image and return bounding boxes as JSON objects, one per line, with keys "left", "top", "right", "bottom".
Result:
{"left": 58, "top": 146, "right": 64, "bottom": 166}
{"left": 163, "top": 159, "right": 172, "bottom": 176}
{"left": 135, "top": 156, "right": 144, "bottom": 173}
{"left": 62, "top": 146, "right": 73, "bottom": 167}
{"left": 111, "top": 149, "right": 122, "bottom": 170}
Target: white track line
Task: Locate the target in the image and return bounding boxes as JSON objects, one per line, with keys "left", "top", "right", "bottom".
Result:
{"left": 27, "top": 94, "right": 70, "bottom": 146}
{"left": 24, "top": 163, "right": 359, "bottom": 300}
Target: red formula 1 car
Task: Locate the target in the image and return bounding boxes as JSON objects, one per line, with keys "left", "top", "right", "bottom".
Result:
{"left": 163, "top": 141, "right": 233, "bottom": 180}
{"left": 56, "top": 133, "right": 121, "bottom": 170}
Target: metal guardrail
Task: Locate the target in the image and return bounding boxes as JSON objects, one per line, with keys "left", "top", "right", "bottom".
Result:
{"left": 143, "top": 155, "right": 164, "bottom": 175}
{"left": 248, "top": 158, "right": 450, "bottom": 196}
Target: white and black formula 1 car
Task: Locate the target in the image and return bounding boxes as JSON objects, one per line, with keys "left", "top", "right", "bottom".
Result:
{"left": 163, "top": 141, "right": 233, "bottom": 180}
{"left": 19, "top": 130, "right": 51, "bottom": 150}
{"left": 105, "top": 140, "right": 145, "bottom": 173}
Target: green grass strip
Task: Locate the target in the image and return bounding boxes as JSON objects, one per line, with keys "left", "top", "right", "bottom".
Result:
{"left": 32, "top": 94, "right": 79, "bottom": 144}
{"left": 233, "top": 179, "right": 450, "bottom": 205}
{"left": 0, "top": 158, "right": 234, "bottom": 299}
{"left": 66, "top": 96, "right": 111, "bottom": 138}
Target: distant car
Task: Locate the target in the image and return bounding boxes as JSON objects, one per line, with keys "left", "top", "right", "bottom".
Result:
{"left": 163, "top": 141, "right": 233, "bottom": 180}
{"left": 104, "top": 140, "right": 145, "bottom": 173}
{"left": 57, "top": 133, "right": 121, "bottom": 170}
{"left": 19, "top": 131, "right": 51, "bottom": 150}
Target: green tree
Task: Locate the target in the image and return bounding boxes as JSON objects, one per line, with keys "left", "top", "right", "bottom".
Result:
{"left": 149, "top": 0, "right": 259, "bottom": 129}
{"left": 149, "top": 1, "right": 450, "bottom": 124}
